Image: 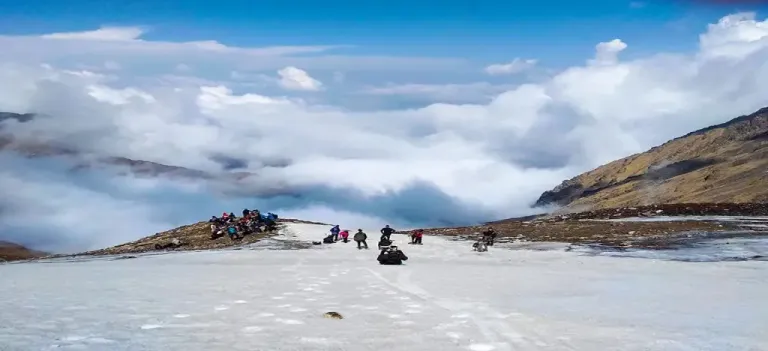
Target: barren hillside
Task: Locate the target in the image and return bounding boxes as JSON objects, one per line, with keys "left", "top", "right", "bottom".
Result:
{"left": 0, "top": 241, "right": 48, "bottom": 262}
{"left": 535, "top": 107, "right": 768, "bottom": 211}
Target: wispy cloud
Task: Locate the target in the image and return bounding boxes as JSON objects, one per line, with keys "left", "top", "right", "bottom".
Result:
{"left": 484, "top": 58, "right": 538, "bottom": 75}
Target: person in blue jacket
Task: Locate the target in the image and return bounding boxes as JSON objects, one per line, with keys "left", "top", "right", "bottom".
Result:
{"left": 330, "top": 225, "right": 341, "bottom": 241}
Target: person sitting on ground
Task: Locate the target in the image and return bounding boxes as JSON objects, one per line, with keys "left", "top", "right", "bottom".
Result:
{"left": 251, "top": 209, "right": 261, "bottom": 221}
{"left": 210, "top": 223, "right": 224, "bottom": 239}
{"left": 339, "top": 229, "right": 350, "bottom": 243}
{"left": 226, "top": 224, "right": 242, "bottom": 240}
{"left": 354, "top": 229, "right": 368, "bottom": 249}
{"left": 243, "top": 208, "right": 250, "bottom": 217}
{"left": 323, "top": 234, "right": 335, "bottom": 244}
{"left": 263, "top": 216, "right": 278, "bottom": 232}
{"left": 247, "top": 218, "right": 261, "bottom": 233}
{"left": 268, "top": 212, "right": 278, "bottom": 220}
{"left": 378, "top": 234, "right": 392, "bottom": 249}
{"left": 377, "top": 245, "right": 408, "bottom": 265}
{"left": 380, "top": 225, "right": 395, "bottom": 240}
{"left": 209, "top": 215, "right": 220, "bottom": 224}
{"left": 237, "top": 217, "right": 251, "bottom": 235}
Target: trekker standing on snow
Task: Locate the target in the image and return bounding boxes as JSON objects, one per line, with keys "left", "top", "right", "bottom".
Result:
{"left": 481, "top": 227, "right": 496, "bottom": 246}
{"left": 380, "top": 225, "right": 395, "bottom": 240}
{"left": 330, "top": 225, "right": 341, "bottom": 241}
{"left": 354, "top": 229, "right": 369, "bottom": 249}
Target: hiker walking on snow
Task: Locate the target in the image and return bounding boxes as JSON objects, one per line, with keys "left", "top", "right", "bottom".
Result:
{"left": 380, "top": 225, "right": 395, "bottom": 240}
{"left": 354, "top": 229, "right": 369, "bottom": 249}
{"left": 330, "top": 225, "right": 341, "bottom": 241}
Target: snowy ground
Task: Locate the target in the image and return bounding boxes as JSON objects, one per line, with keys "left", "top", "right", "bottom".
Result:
{"left": 2, "top": 223, "right": 767, "bottom": 351}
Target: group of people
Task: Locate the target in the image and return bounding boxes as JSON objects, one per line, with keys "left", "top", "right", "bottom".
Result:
{"left": 319, "top": 223, "right": 500, "bottom": 263}
{"left": 209, "top": 209, "right": 279, "bottom": 241}
{"left": 376, "top": 225, "right": 409, "bottom": 264}
{"left": 317, "top": 224, "right": 414, "bottom": 265}
{"left": 321, "top": 226, "right": 368, "bottom": 249}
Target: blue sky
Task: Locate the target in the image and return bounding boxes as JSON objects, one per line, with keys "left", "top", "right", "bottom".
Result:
{"left": 0, "top": 0, "right": 764, "bottom": 66}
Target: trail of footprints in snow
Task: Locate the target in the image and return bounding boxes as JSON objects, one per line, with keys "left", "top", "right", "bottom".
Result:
{"left": 139, "top": 256, "right": 349, "bottom": 334}
{"left": 144, "top": 268, "right": 396, "bottom": 335}
{"left": 141, "top": 286, "right": 315, "bottom": 333}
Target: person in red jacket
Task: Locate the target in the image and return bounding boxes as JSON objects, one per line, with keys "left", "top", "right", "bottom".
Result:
{"left": 339, "top": 230, "right": 350, "bottom": 243}
{"left": 411, "top": 229, "right": 424, "bottom": 245}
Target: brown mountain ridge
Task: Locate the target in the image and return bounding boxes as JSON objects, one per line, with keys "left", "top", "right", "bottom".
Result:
{"left": 535, "top": 106, "right": 768, "bottom": 211}
{"left": 0, "top": 241, "right": 48, "bottom": 262}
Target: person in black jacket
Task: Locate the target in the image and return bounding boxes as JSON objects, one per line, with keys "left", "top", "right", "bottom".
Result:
{"left": 380, "top": 225, "right": 395, "bottom": 240}
{"left": 481, "top": 227, "right": 497, "bottom": 246}
{"left": 354, "top": 229, "right": 368, "bottom": 249}
{"left": 377, "top": 246, "right": 408, "bottom": 265}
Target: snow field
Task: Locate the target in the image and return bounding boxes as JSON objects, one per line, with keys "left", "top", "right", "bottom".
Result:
{"left": 0, "top": 223, "right": 766, "bottom": 350}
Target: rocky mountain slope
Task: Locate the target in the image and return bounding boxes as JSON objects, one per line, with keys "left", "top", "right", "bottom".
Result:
{"left": 0, "top": 241, "right": 48, "bottom": 262}
{"left": 535, "top": 107, "right": 768, "bottom": 211}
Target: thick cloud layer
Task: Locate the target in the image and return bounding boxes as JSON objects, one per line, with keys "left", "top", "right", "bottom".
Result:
{"left": 2, "top": 12, "right": 768, "bottom": 252}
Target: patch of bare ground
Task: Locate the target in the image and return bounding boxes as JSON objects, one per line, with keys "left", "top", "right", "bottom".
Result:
{"left": 420, "top": 203, "right": 768, "bottom": 249}
{"left": 48, "top": 218, "right": 321, "bottom": 259}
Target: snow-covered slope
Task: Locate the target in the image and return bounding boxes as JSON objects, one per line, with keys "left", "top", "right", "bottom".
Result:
{"left": 1, "top": 223, "right": 766, "bottom": 351}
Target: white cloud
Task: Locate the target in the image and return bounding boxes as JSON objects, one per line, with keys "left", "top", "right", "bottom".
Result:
{"left": 87, "top": 85, "right": 157, "bottom": 105}
{"left": 0, "top": 26, "right": 467, "bottom": 75}
{"left": 484, "top": 58, "right": 538, "bottom": 75}
{"left": 41, "top": 26, "right": 146, "bottom": 41}
{"left": 362, "top": 82, "right": 515, "bottom": 103}
{"left": 277, "top": 66, "right": 323, "bottom": 91}
{"left": 0, "top": 165, "right": 171, "bottom": 253}
{"left": 2, "top": 12, "right": 768, "bottom": 252}
{"left": 699, "top": 12, "right": 768, "bottom": 59}
{"left": 590, "top": 39, "right": 628, "bottom": 66}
